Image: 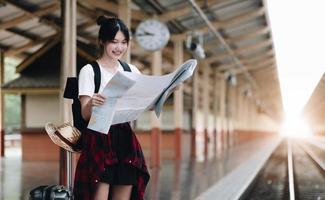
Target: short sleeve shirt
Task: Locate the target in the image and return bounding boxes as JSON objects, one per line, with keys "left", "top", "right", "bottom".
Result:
{"left": 78, "top": 62, "right": 141, "bottom": 97}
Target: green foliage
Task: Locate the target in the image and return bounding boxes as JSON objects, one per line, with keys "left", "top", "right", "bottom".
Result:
{"left": 4, "top": 94, "right": 21, "bottom": 130}
{"left": 4, "top": 58, "right": 21, "bottom": 132}
{"left": 5, "top": 57, "right": 20, "bottom": 81}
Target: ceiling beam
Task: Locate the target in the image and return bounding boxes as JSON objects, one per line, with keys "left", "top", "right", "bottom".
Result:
{"left": 218, "top": 57, "right": 274, "bottom": 73}
{"left": 15, "top": 37, "right": 60, "bottom": 73}
{"left": 220, "top": 7, "right": 265, "bottom": 29}
{"left": 4, "top": 34, "right": 59, "bottom": 56}
{"left": 206, "top": 39, "right": 273, "bottom": 65}
{"left": 236, "top": 39, "right": 273, "bottom": 56}
{"left": 234, "top": 63, "right": 274, "bottom": 75}
{"left": 77, "top": 1, "right": 100, "bottom": 19}
{"left": 216, "top": 62, "right": 236, "bottom": 72}
{"left": 0, "top": 2, "right": 59, "bottom": 30}
{"left": 6, "top": 28, "right": 39, "bottom": 40}
{"left": 78, "top": 0, "right": 118, "bottom": 13}
{"left": 228, "top": 27, "right": 270, "bottom": 44}
{"left": 242, "top": 51, "right": 274, "bottom": 65}
{"left": 204, "top": 27, "right": 270, "bottom": 52}
{"left": 159, "top": 0, "right": 246, "bottom": 23}
{"left": 77, "top": 47, "right": 96, "bottom": 61}
{"left": 160, "top": 6, "right": 192, "bottom": 23}
{"left": 171, "top": 6, "right": 265, "bottom": 41}
{"left": 79, "top": 0, "right": 149, "bottom": 21}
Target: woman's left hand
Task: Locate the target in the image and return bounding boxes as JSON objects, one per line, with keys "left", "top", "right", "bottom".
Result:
{"left": 92, "top": 93, "right": 106, "bottom": 106}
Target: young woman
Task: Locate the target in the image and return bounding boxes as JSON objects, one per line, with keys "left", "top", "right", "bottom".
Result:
{"left": 73, "top": 16, "right": 150, "bottom": 200}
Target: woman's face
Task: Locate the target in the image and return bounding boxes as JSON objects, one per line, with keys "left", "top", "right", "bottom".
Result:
{"left": 103, "top": 30, "right": 128, "bottom": 61}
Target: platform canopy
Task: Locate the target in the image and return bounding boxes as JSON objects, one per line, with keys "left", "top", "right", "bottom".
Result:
{"left": 0, "top": 0, "right": 283, "bottom": 121}
{"left": 304, "top": 74, "right": 325, "bottom": 127}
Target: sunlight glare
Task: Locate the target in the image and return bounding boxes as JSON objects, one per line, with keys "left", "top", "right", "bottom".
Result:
{"left": 267, "top": 0, "right": 325, "bottom": 135}
{"left": 279, "top": 115, "right": 313, "bottom": 138}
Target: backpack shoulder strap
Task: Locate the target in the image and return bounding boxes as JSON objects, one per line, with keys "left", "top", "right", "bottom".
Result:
{"left": 89, "top": 61, "right": 101, "bottom": 93}
{"left": 118, "top": 60, "right": 132, "bottom": 72}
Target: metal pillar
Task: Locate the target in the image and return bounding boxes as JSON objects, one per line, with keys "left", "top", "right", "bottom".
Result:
{"left": 150, "top": 50, "right": 162, "bottom": 167}
{"left": 60, "top": 0, "right": 76, "bottom": 190}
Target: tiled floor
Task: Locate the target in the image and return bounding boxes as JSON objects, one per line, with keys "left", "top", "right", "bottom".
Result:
{"left": 0, "top": 148, "right": 59, "bottom": 200}
{"left": 1, "top": 137, "right": 273, "bottom": 200}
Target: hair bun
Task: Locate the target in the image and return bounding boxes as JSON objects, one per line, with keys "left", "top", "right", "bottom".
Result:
{"left": 97, "top": 15, "right": 117, "bottom": 26}
{"left": 96, "top": 15, "right": 107, "bottom": 26}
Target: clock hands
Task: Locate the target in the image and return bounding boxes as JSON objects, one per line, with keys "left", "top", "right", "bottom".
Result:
{"left": 136, "top": 30, "right": 155, "bottom": 37}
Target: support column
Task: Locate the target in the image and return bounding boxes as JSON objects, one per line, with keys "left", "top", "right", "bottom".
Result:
{"left": 0, "top": 50, "right": 4, "bottom": 157}
{"left": 173, "top": 40, "right": 183, "bottom": 161}
{"left": 248, "top": 99, "right": 253, "bottom": 132}
{"left": 252, "top": 100, "right": 257, "bottom": 134}
{"left": 118, "top": 0, "right": 131, "bottom": 63}
{"left": 190, "top": 67, "right": 199, "bottom": 159}
{"left": 233, "top": 85, "right": 238, "bottom": 144}
{"left": 213, "top": 70, "right": 221, "bottom": 155}
{"left": 237, "top": 87, "right": 244, "bottom": 143}
{"left": 151, "top": 50, "right": 162, "bottom": 167}
{"left": 225, "top": 81, "right": 229, "bottom": 149}
{"left": 234, "top": 86, "right": 239, "bottom": 145}
{"left": 219, "top": 75, "right": 226, "bottom": 150}
{"left": 21, "top": 95, "right": 26, "bottom": 129}
{"left": 246, "top": 97, "right": 253, "bottom": 138}
{"left": 243, "top": 95, "right": 249, "bottom": 134}
{"left": 228, "top": 84, "right": 236, "bottom": 147}
{"left": 60, "top": 0, "right": 76, "bottom": 188}
{"left": 202, "top": 62, "right": 210, "bottom": 159}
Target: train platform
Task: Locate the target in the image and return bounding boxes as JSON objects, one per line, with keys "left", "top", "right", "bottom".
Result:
{"left": 0, "top": 135, "right": 281, "bottom": 200}
{"left": 195, "top": 137, "right": 281, "bottom": 200}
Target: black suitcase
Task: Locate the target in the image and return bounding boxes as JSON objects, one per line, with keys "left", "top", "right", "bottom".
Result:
{"left": 29, "top": 185, "right": 71, "bottom": 200}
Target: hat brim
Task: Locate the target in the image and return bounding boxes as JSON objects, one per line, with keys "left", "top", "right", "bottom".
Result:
{"left": 45, "top": 122, "right": 79, "bottom": 153}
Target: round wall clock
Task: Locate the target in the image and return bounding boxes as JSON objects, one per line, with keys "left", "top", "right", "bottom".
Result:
{"left": 135, "top": 19, "right": 170, "bottom": 51}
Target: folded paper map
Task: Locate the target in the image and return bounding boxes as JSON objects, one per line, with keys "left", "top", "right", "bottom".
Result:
{"left": 87, "top": 59, "right": 197, "bottom": 134}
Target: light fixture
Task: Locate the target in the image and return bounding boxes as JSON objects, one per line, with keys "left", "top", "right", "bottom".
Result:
{"left": 225, "top": 71, "right": 237, "bottom": 86}
{"left": 185, "top": 32, "right": 206, "bottom": 59}
{"left": 244, "top": 88, "right": 252, "bottom": 98}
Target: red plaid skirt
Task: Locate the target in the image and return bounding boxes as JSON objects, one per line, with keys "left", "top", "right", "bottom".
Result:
{"left": 73, "top": 123, "right": 150, "bottom": 200}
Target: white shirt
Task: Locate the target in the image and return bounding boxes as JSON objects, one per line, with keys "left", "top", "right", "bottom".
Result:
{"left": 78, "top": 61, "right": 141, "bottom": 97}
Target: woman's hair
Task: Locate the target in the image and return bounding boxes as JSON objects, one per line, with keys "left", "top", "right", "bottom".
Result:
{"left": 96, "top": 16, "right": 130, "bottom": 57}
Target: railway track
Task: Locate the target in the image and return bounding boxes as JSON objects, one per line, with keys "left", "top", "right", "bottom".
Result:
{"left": 241, "top": 138, "right": 325, "bottom": 200}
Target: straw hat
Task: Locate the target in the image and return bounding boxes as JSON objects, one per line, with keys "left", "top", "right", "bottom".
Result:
{"left": 45, "top": 122, "right": 81, "bottom": 152}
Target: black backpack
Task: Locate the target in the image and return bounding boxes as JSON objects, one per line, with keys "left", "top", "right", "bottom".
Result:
{"left": 63, "top": 60, "right": 131, "bottom": 137}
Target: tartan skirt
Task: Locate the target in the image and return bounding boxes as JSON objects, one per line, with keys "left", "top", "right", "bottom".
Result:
{"left": 73, "top": 123, "right": 150, "bottom": 200}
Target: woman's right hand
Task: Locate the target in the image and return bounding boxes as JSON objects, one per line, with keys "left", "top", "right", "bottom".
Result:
{"left": 91, "top": 93, "right": 106, "bottom": 106}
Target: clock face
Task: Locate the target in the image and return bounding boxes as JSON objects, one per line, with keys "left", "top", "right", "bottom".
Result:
{"left": 135, "top": 19, "right": 170, "bottom": 51}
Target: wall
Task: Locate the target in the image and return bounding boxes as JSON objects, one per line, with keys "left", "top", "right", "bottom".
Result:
{"left": 253, "top": 113, "right": 280, "bottom": 133}
{"left": 136, "top": 106, "right": 191, "bottom": 131}
{"left": 25, "top": 94, "right": 60, "bottom": 128}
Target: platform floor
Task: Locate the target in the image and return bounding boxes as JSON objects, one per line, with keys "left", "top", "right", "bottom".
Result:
{"left": 0, "top": 136, "right": 276, "bottom": 200}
